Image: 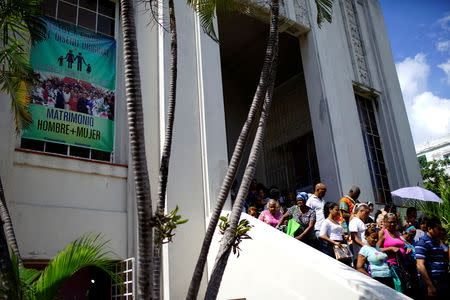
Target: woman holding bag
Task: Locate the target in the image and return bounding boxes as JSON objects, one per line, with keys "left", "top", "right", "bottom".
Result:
{"left": 319, "top": 202, "right": 346, "bottom": 258}
{"left": 277, "top": 192, "right": 316, "bottom": 246}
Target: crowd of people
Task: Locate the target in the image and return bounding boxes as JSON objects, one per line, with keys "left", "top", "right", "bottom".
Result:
{"left": 31, "top": 75, "right": 115, "bottom": 120}
{"left": 235, "top": 180, "right": 449, "bottom": 299}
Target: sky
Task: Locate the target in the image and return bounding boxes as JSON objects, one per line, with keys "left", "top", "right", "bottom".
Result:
{"left": 378, "top": 0, "right": 450, "bottom": 148}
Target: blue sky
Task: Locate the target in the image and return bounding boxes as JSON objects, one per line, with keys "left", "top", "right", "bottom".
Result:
{"left": 378, "top": 0, "right": 450, "bottom": 147}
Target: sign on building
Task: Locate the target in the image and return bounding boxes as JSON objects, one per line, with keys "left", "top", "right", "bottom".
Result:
{"left": 22, "top": 18, "right": 116, "bottom": 152}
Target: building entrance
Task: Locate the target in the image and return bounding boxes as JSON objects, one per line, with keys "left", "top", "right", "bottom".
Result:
{"left": 218, "top": 13, "right": 320, "bottom": 194}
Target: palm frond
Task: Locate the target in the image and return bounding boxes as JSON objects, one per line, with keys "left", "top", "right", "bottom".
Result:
{"left": 0, "top": 0, "right": 45, "bottom": 45}
{"left": 314, "top": 0, "right": 334, "bottom": 28}
{"left": 0, "top": 0, "right": 44, "bottom": 132}
{"left": 187, "top": 0, "right": 248, "bottom": 43}
{"left": 0, "top": 250, "right": 42, "bottom": 299}
{"left": 0, "top": 72, "right": 33, "bottom": 132}
{"left": 29, "top": 233, "right": 121, "bottom": 300}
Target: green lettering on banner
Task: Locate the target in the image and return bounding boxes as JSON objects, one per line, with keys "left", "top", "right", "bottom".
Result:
{"left": 22, "top": 105, "right": 114, "bottom": 152}
{"left": 22, "top": 17, "right": 116, "bottom": 152}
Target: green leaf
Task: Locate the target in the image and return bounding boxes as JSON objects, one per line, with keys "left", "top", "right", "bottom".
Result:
{"left": 314, "top": 0, "right": 334, "bottom": 28}
{"left": 19, "top": 268, "right": 42, "bottom": 287}
{"left": 187, "top": 0, "right": 249, "bottom": 43}
{"left": 29, "top": 233, "right": 121, "bottom": 300}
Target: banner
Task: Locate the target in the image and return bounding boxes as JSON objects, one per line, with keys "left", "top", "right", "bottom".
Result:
{"left": 22, "top": 18, "right": 116, "bottom": 152}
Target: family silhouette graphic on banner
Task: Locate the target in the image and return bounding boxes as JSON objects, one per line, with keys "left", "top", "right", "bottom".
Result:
{"left": 57, "top": 50, "right": 92, "bottom": 74}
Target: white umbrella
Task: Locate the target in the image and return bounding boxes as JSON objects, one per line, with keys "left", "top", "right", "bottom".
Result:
{"left": 391, "top": 186, "right": 443, "bottom": 204}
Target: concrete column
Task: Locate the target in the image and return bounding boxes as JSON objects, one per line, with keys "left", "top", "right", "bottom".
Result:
{"left": 146, "top": 2, "right": 229, "bottom": 298}
{"left": 300, "top": 0, "right": 375, "bottom": 203}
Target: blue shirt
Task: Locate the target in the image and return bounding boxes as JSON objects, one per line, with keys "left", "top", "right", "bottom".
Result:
{"left": 359, "top": 245, "right": 390, "bottom": 278}
{"left": 415, "top": 234, "right": 446, "bottom": 277}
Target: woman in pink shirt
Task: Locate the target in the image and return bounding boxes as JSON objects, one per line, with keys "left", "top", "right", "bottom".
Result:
{"left": 377, "top": 213, "right": 407, "bottom": 265}
{"left": 258, "top": 199, "right": 282, "bottom": 228}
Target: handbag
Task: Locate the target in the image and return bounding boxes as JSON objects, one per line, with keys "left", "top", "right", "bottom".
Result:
{"left": 333, "top": 244, "right": 353, "bottom": 261}
{"left": 390, "top": 266, "right": 402, "bottom": 293}
{"left": 286, "top": 206, "right": 301, "bottom": 237}
{"left": 393, "top": 252, "right": 414, "bottom": 291}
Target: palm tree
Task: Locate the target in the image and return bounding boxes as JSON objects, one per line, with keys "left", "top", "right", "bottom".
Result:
{"left": 0, "top": 233, "right": 120, "bottom": 299}
{"left": 0, "top": 177, "right": 22, "bottom": 267}
{"left": 188, "top": 1, "right": 334, "bottom": 298}
{"left": 185, "top": 1, "right": 277, "bottom": 298}
{"left": 152, "top": 0, "right": 178, "bottom": 298}
{"left": 119, "top": 1, "right": 154, "bottom": 299}
{"left": 204, "top": 1, "right": 279, "bottom": 297}
{"left": 0, "top": 0, "right": 45, "bottom": 284}
{"left": 0, "top": 0, "right": 45, "bottom": 132}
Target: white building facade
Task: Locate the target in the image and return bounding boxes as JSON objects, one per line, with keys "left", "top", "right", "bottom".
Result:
{"left": 416, "top": 133, "right": 450, "bottom": 175}
{"left": 0, "top": 0, "right": 421, "bottom": 298}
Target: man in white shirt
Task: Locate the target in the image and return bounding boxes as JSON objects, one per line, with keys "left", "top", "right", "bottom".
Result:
{"left": 306, "top": 183, "right": 327, "bottom": 248}
{"left": 349, "top": 203, "right": 370, "bottom": 260}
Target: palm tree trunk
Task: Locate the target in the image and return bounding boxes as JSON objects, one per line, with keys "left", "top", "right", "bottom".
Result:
{"left": 153, "top": 0, "right": 177, "bottom": 298}
{"left": 186, "top": 1, "right": 279, "bottom": 298}
{"left": 0, "top": 222, "right": 13, "bottom": 293}
{"left": 0, "top": 175, "right": 22, "bottom": 267}
{"left": 119, "top": 1, "right": 154, "bottom": 299}
{"left": 204, "top": 20, "right": 279, "bottom": 300}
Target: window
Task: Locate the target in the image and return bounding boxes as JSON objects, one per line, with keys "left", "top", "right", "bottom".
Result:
{"left": 43, "top": 0, "right": 115, "bottom": 37}
{"left": 21, "top": 0, "right": 116, "bottom": 162}
{"left": 112, "top": 258, "right": 135, "bottom": 299}
{"left": 355, "top": 94, "right": 392, "bottom": 204}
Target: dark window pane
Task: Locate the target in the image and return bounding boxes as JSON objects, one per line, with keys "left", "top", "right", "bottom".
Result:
{"left": 374, "top": 137, "right": 381, "bottom": 149}
{"left": 79, "top": 0, "right": 97, "bottom": 11}
{"left": 45, "top": 142, "right": 68, "bottom": 155}
{"left": 382, "top": 176, "right": 389, "bottom": 189}
{"left": 21, "top": 138, "right": 45, "bottom": 151}
{"left": 70, "top": 145, "right": 90, "bottom": 158}
{"left": 376, "top": 148, "right": 385, "bottom": 162}
{"left": 43, "top": 0, "right": 57, "bottom": 17}
{"left": 78, "top": 8, "right": 96, "bottom": 31}
{"left": 98, "top": 0, "right": 115, "bottom": 17}
{"left": 98, "top": 15, "right": 114, "bottom": 36}
{"left": 91, "top": 149, "right": 111, "bottom": 161}
{"left": 61, "top": 0, "right": 77, "bottom": 4}
{"left": 57, "top": 2, "right": 76, "bottom": 24}
{"left": 356, "top": 95, "right": 391, "bottom": 204}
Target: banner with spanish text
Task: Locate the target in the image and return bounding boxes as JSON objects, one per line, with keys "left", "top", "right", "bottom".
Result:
{"left": 22, "top": 18, "right": 116, "bottom": 152}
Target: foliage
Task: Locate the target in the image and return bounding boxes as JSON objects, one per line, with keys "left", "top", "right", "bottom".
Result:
{"left": 314, "top": 0, "right": 334, "bottom": 28}
{"left": 218, "top": 215, "right": 253, "bottom": 257}
{"left": 187, "top": 0, "right": 249, "bottom": 43}
{"left": 405, "top": 174, "right": 450, "bottom": 244}
{"left": 188, "top": 0, "right": 335, "bottom": 43}
{"left": 0, "top": 0, "right": 45, "bottom": 132}
{"left": 0, "top": 233, "right": 122, "bottom": 300}
{"left": 152, "top": 206, "right": 188, "bottom": 244}
{"left": 418, "top": 157, "right": 450, "bottom": 198}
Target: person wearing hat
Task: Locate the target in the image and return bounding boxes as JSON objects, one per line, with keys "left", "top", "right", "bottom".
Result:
{"left": 277, "top": 192, "right": 316, "bottom": 247}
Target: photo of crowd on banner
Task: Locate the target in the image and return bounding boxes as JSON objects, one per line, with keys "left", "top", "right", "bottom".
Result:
{"left": 31, "top": 71, "right": 115, "bottom": 121}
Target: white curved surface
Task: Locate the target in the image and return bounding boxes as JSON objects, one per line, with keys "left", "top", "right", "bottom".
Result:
{"left": 207, "top": 211, "right": 411, "bottom": 300}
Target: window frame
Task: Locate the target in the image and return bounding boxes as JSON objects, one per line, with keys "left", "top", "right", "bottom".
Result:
{"left": 355, "top": 93, "right": 392, "bottom": 204}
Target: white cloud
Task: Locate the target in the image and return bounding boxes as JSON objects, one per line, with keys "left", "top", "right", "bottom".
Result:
{"left": 396, "top": 54, "right": 450, "bottom": 145}
{"left": 438, "top": 60, "right": 450, "bottom": 85}
{"left": 410, "top": 92, "right": 450, "bottom": 143}
{"left": 436, "top": 40, "right": 450, "bottom": 52}
{"left": 396, "top": 53, "right": 429, "bottom": 102}
{"left": 437, "top": 14, "right": 450, "bottom": 31}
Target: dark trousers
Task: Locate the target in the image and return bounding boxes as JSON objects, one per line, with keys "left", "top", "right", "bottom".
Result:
{"left": 420, "top": 277, "right": 449, "bottom": 300}
{"left": 374, "top": 276, "right": 395, "bottom": 289}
